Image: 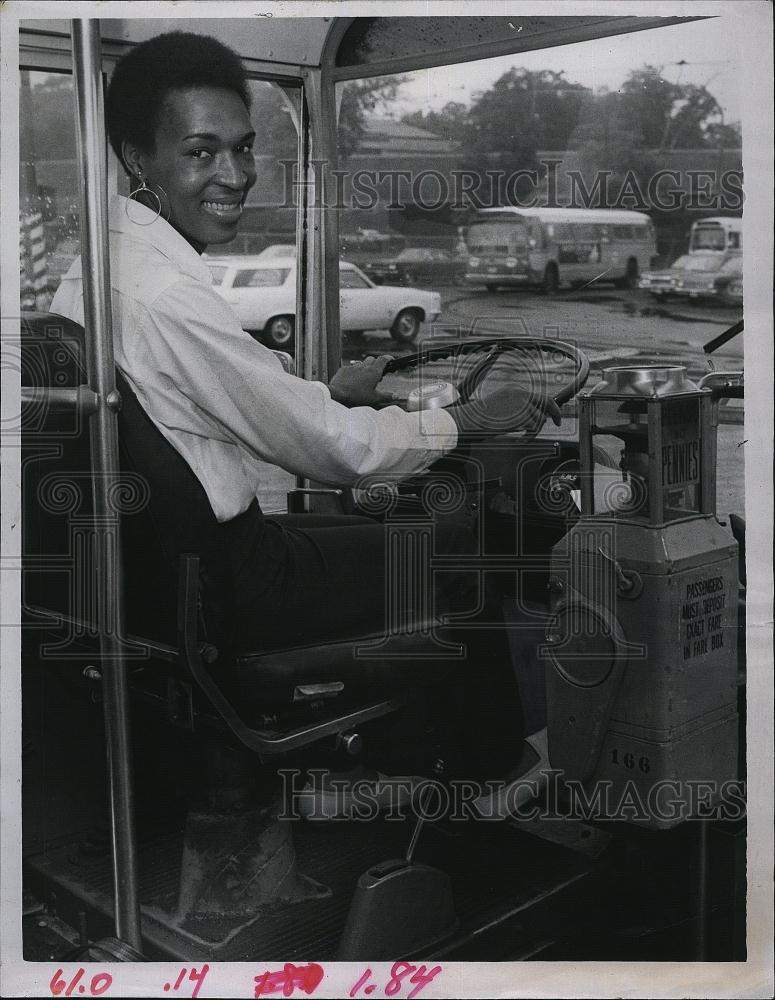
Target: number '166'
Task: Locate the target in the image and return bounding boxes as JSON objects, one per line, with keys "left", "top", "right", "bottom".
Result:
{"left": 611, "top": 749, "right": 651, "bottom": 773}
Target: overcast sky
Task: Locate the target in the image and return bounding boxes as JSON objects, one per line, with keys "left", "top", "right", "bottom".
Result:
{"left": 391, "top": 16, "right": 741, "bottom": 125}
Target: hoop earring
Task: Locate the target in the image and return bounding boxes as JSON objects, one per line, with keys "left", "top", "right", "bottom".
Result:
{"left": 155, "top": 183, "right": 171, "bottom": 222}
{"left": 125, "top": 173, "right": 164, "bottom": 225}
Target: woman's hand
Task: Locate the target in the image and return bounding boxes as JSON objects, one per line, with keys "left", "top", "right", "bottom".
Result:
{"left": 446, "top": 384, "right": 562, "bottom": 440}
{"left": 329, "top": 354, "right": 395, "bottom": 407}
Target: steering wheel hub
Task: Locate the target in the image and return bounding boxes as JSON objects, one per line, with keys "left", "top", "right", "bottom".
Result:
{"left": 406, "top": 381, "right": 460, "bottom": 411}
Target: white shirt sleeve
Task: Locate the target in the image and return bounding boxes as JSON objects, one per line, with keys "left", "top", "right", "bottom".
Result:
{"left": 132, "top": 278, "right": 458, "bottom": 486}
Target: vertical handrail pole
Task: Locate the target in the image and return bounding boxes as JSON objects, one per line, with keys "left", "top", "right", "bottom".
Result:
{"left": 71, "top": 18, "right": 142, "bottom": 951}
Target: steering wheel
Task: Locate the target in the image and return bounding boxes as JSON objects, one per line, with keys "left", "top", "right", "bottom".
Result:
{"left": 379, "top": 336, "right": 590, "bottom": 424}
{"left": 346, "top": 338, "right": 589, "bottom": 516}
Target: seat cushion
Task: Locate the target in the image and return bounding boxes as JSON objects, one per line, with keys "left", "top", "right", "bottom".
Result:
{"left": 224, "top": 626, "right": 463, "bottom": 704}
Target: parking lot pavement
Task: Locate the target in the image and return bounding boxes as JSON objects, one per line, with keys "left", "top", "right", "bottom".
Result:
{"left": 346, "top": 285, "right": 743, "bottom": 364}
{"left": 434, "top": 285, "right": 744, "bottom": 359}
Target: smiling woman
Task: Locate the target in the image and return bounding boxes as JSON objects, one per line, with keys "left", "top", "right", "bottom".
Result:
{"left": 105, "top": 33, "right": 257, "bottom": 252}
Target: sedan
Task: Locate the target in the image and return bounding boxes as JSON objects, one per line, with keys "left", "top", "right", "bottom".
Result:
{"left": 724, "top": 275, "right": 743, "bottom": 307}
{"left": 638, "top": 264, "right": 680, "bottom": 300}
{"left": 709, "top": 256, "right": 743, "bottom": 305}
{"left": 362, "top": 247, "right": 467, "bottom": 287}
{"left": 256, "top": 244, "right": 296, "bottom": 259}
{"left": 672, "top": 253, "right": 743, "bottom": 301}
{"left": 640, "top": 253, "right": 742, "bottom": 302}
{"left": 207, "top": 256, "right": 442, "bottom": 349}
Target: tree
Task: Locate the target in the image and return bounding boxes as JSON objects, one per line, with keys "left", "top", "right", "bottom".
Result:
{"left": 618, "top": 66, "right": 680, "bottom": 149}
{"left": 26, "top": 74, "right": 78, "bottom": 164}
{"left": 564, "top": 90, "right": 660, "bottom": 196}
{"left": 401, "top": 101, "right": 470, "bottom": 146}
{"left": 465, "top": 68, "right": 589, "bottom": 167}
{"left": 338, "top": 75, "right": 409, "bottom": 158}
{"left": 617, "top": 66, "right": 733, "bottom": 150}
{"left": 249, "top": 84, "right": 299, "bottom": 159}
{"left": 703, "top": 120, "right": 742, "bottom": 148}
{"left": 401, "top": 69, "right": 590, "bottom": 205}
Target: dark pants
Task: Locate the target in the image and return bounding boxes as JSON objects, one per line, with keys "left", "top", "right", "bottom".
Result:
{"left": 229, "top": 511, "right": 481, "bottom": 648}
{"left": 222, "top": 509, "right": 525, "bottom": 774}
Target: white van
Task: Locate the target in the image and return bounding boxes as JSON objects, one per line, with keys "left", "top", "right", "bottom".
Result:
{"left": 688, "top": 216, "right": 742, "bottom": 255}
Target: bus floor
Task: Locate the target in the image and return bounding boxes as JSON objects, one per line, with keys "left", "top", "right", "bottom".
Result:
{"left": 20, "top": 655, "right": 745, "bottom": 963}
{"left": 22, "top": 806, "right": 745, "bottom": 963}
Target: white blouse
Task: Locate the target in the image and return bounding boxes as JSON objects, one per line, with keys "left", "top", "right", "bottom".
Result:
{"left": 52, "top": 197, "right": 458, "bottom": 522}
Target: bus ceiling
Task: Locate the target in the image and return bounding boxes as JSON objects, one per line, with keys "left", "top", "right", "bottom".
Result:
{"left": 21, "top": 15, "right": 708, "bottom": 76}
{"left": 20, "top": 17, "right": 335, "bottom": 70}
{"left": 328, "top": 15, "right": 708, "bottom": 79}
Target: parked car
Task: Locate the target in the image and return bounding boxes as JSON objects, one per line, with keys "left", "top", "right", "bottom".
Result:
{"left": 673, "top": 253, "right": 743, "bottom": 301}
{"left": 724, "top": 274, "right": 743, "bottom": 307}
{"left": 206, "top": 255, "right": 442, "bottom": 349}
{"left": 340, "top": 228, "right": 395, "bottom": 247}
{"left": 362, "top": 246, "right": 467, "bottom": 286}
{"left": 256, "top": 244, "right": 296, "bottom": 259}
{"left": 638, "top": 262, "right": 681, "bottom": 300}
{"left": 639, "top": 253, "right": 742, "bottom": 302}
{"left": 709, "top": 256, "right": 743, "bottom": 305}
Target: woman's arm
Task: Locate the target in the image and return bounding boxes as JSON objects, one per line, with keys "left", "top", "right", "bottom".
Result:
{"left": 137, "top": 279, "right": 459, "bottom": 485}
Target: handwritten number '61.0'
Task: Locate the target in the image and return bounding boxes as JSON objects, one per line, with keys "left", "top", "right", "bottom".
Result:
{"left": 50, "top": 969, "right": 113, "bottom": 997}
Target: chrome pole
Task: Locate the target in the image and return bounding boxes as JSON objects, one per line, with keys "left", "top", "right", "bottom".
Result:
{"left": 71, "top": 19, "right": 142, "bottom": 951}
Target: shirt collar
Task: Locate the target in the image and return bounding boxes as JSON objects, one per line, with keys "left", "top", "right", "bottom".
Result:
{"left": 110, "top": 195, "right": 213, "bottom": 284}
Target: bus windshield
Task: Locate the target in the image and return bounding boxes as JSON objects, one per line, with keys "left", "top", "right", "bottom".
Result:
{"left": 467, "top": 219, "right": 528, "bottom": 254}
{"left": 690, "top": 225, "right": 730, "bottom": 252}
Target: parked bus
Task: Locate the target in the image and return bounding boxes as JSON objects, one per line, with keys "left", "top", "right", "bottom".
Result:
{"left": 689, "top": 216, "right": 743, "bottom": 255}
{"left": 464, "top": 207, "right": 657, "bottom": 292}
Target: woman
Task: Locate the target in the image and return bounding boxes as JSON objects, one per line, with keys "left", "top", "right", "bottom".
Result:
{"left": 52, "top": 30, "right": 558, "bottom": 653}
{"left": 51, "top": 29, "right": 563, "bottom": 798}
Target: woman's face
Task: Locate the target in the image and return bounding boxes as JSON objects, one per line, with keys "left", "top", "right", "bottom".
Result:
{"left": 131, "top": 86, "right": 257, "bottom": 252}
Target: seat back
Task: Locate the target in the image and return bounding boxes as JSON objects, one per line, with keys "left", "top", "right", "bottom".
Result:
{"left": 21, "top": 312, "right": 259, "bottom": 648}
{"left": 22, "top": 314, "right": 99, "bottom": 638}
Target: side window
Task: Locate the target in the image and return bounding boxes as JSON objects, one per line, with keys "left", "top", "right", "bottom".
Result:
{"left": 232, "top": 267, "right": 291, "bottom": 288}
{"left": 573, "top": 223, "right": 597, "bottom": 242}
{"left": 728, "top": 232, "right": 741, "bottom": 250}
{"left": 340, "top": 269, "right": 371, "bottom": 289}
{"left": 19, "top": 70, "right": 80, "bottom": 311}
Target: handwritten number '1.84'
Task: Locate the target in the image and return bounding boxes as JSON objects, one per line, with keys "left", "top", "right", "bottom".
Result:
{"left": 350, "top": 963, "right": 443, "bottom": 1000}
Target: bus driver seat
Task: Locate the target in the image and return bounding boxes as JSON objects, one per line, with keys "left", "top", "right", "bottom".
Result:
{"left": 21, "top": 312, "right": 459, "bottom": 759}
